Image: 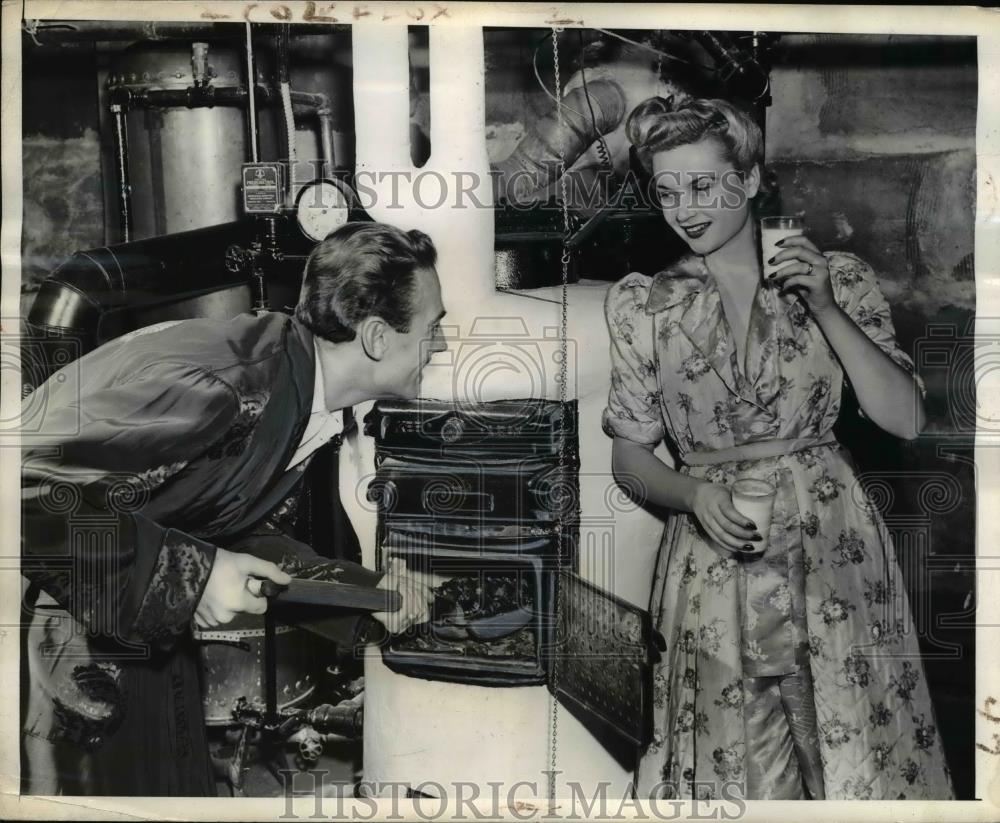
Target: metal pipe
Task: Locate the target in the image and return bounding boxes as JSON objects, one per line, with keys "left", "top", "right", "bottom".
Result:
{"left": 249, "top": 216, "right": 280, "bottom": 315}
{"left": 284, "top": 90, "right": 336, "bottom": 173}
{"left": 24, "top": 221, "right": 257, "bottom": 386}
{"left": 289, "top": 90, "right": 330, "bottom": 109}
{"left": 110, "top": 103, "right": 132, "bottom": 243}
{"left": 244, "top": 22, "right": 259, "bottom": 163}
{"left": 108, "top": 84, "right": 279, "bottom": 110}
{"left": 276, "top": 24, "right": 291, "bottom": 85}
{"left": 191, "top": 42, "right": 210, "bottom": 88}
{"left": 318, "top": 109, "right": 335, "bottom": 174}
{"left": 307, "top": 702, "right": 364, "bottom": 739}
{"left": 277, "top": 24, "right": 295, "bottom": 200}
{"left": 280, "top": 81, "right": 296, "bottom": 194}
{"left": 107, "top": 86, "right": 326, "bottom": 112}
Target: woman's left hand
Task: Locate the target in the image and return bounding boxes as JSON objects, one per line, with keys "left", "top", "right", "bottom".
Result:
{"left": 767, "top": 236, "right": 837, "bottom": 317}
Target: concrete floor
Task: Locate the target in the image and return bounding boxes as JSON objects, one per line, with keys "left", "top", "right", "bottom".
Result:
{"left": 210, "top": 730, "right": 361, "bottom": 797}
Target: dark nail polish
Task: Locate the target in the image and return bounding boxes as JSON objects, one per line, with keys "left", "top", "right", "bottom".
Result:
{"left": 776, "top": 238, "right": 786, "bottom": 246}
{"left": 741, "top": 543, "right": 754, "bottom": 551}
{"left": 767, "top": 272, "right": 776, "bottom": 280}
{"left": 751, "top": 532, "right": 763, "bottom": 541}
{"left": 745, "top": 521, "right": 756, "bottom": 529}
{"left": 767, "top": 256, "right": 776, "bottom": 265}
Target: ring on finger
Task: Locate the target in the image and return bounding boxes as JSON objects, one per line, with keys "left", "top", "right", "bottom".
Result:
{"left": 805, "top": 262, "right": 814, "bottom": 275}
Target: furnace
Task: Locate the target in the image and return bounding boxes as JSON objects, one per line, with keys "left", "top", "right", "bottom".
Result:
{"left": 365, "top": 399, "right": 658, "bottom": 749}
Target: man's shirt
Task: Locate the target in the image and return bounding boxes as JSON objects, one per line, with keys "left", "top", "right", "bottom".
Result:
{"left": 285, "top": 339, "right": 345, "bottom": 471}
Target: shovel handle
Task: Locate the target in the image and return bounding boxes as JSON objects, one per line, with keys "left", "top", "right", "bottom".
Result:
{"left": 259, "top": 579, "right": 289, "bottom": 598}
{"left": 258, "top": 578, "right": 402, "bottom": 612}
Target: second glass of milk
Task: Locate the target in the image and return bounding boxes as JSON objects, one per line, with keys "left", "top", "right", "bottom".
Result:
{"left": 730, "top": 478, "right": 776, "bottom": 556}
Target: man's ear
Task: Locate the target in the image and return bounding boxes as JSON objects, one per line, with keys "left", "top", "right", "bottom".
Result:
{"left": 358, "top": 316, "right": 389, "bottom": 361}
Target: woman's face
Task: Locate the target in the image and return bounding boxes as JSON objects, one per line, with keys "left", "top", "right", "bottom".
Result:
{"left": 650, "top": 137, "right": 760, "bottom": 256}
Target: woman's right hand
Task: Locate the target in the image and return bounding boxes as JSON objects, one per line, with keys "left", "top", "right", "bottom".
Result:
{"left": 690, "top": 482, "right": 762, "bottom": 552}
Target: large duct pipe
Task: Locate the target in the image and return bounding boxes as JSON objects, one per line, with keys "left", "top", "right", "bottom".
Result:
{"left": 24, "top": 221, "right": 257, "bottom": 387}
{"left": 492, "top": 78, "right": 626, "bottom": 206}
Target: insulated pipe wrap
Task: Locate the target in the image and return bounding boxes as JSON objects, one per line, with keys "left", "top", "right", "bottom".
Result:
{"left": 24, "top": 222, "right": 254, "bottom": 386}
{"left": 492, "top": 78, "right": 627, "bottom": 205}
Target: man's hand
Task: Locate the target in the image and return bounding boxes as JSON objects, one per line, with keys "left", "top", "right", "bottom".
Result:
{"left": 194, "top": 547, "right": 292, "bottom": 629}
{"left": 372, "top": 558, "right": 434, "bottom": 635}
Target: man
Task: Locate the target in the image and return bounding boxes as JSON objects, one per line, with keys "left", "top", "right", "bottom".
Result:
{"left": 20, "top": 221, "right": 448, "bottom": 795}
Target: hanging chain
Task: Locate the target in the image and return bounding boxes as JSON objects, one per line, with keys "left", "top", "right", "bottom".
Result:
{"left": 548, "top": 24, "right": 571, "bottom": 808}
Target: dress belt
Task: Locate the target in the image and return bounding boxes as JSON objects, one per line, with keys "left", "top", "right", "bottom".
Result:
{"left": 683, "top": 433, "right": 838, "bottom": 467}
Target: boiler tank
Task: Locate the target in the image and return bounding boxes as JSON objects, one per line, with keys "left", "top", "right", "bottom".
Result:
{"left": 105, "top": 43, "right": 277, "bottom": 239}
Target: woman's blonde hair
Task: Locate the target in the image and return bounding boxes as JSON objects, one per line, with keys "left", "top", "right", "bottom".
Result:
{"left": 626, "top": 96, "right": 763, "bottom": 175}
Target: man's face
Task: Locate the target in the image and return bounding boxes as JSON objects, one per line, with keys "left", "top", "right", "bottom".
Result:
{"left": 378, "top": 266, "right": 448, "bottom": 399}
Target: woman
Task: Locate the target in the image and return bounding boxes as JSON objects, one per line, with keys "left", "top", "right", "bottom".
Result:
{"left": 602, "top": 96, "right": 953, "bottom": 801}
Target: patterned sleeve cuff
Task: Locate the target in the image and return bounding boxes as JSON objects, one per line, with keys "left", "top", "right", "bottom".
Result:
{"left": 601, "top": 407, "right": 665, "bottom": 445}
{"left": 133, "top": 529, "right": 217, "bottom": 649}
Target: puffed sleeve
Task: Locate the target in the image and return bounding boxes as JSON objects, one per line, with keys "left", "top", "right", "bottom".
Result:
{"left": 601, "top": 274, "right": 666, "bottom": 445}
{"left": 826, "top": 251, "right": 927, "bottom": 399}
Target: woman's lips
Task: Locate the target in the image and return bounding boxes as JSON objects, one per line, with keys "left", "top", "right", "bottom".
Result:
{"left": 681, "top": 221, "right": 711, "bottom": 239}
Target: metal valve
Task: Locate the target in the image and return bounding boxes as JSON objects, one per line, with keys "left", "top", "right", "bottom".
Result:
{"left": 297, "top": 728, "right": 324, "bottom": 762}
{"left": 224, "top": 243, "right": 251, "bottom": 274}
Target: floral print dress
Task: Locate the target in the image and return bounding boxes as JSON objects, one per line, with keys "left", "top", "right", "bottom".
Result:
{"left": 602, "top": 251, "right": 953, "bottom": 800}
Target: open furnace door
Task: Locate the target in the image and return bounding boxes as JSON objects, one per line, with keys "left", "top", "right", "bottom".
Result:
{"left": 547, "top": 569, "right": 661, "bottom": 751}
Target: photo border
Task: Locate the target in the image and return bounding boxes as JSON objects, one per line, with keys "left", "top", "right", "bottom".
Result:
{"left": 2, "top": 2, "right": 997, "bottom": 820}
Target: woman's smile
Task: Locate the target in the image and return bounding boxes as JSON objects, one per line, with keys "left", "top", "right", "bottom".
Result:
{"left": 679, "top": 220, "right": 712, "bottom": 240}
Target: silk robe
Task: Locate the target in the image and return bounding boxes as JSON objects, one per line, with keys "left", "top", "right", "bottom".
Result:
{"left": 602, "top": 251, "right": 953, "bottom": 800}
{"left": 21, "top": 313, "right": 381, "bottom": 795}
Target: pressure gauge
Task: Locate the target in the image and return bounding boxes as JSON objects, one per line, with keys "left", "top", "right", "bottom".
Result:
{"left": 295, "top": 179, "right": 353, "bottom": 242}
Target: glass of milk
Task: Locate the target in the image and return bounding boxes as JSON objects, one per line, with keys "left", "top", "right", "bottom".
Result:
{"left": 730, "top": 478, "right": 776, "bottom": 556}
{"left": 760, "top": 216, "right": 805, "bottom": 280}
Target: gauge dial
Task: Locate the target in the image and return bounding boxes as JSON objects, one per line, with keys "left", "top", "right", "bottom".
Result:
{"left": 295, "top": 179, "right": 352, "bottom": 242}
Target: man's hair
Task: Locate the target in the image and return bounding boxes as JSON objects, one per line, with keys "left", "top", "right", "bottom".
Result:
{"left": 626, "top": 95, "right": 763, "bottom": 175}
{"left": 295, "top": 222, "right": 437, "bottom": 344}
